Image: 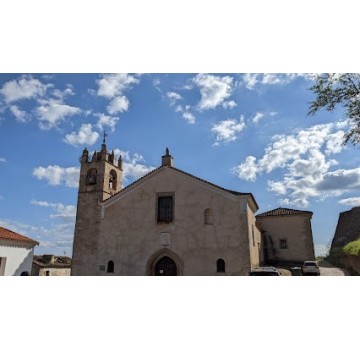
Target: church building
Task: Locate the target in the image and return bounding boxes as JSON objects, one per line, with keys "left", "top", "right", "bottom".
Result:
{"left": 71, "top": 141, "right": 263, "bottom": 276}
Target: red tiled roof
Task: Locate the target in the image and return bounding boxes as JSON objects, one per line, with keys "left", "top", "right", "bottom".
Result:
{"left": 256, "top": 207, "right": 313, "bottom": 217}
{"left": 0, "top": 226, "right": 39, "bottom": 245}
{"left": 33, "top": 255, "right": 71, "bottom": 268}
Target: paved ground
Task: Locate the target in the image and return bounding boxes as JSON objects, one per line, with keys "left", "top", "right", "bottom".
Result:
{"left": 275, "top": 260, "right": 350, "bottom": 276}
{"left": 317, "top": 259, "right": 350, "bottom": 276}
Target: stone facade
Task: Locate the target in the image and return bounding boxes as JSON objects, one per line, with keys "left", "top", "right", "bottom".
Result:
{"left": 71, "top": 145, "right": 262, "bottom": 276}
{"left": 32, "top": 255, "right": 71, "bottom": 276}
{"left": 330, "top": 207, "right": 360, "bottom": 254}
{"left": 256, "top": 208, "right": 315, "bottom": 263}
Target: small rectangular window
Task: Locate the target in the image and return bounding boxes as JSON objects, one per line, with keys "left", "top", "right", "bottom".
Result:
{"left": 158, "top": 196, "right": 173, "bottom": 223}
{"left": 280, "top": 239, "right": 287, "bottom": 249}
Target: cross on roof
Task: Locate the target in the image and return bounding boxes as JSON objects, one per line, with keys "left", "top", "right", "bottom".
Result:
{"left": 103, "top": 131, "right": 108, "bottom": 144}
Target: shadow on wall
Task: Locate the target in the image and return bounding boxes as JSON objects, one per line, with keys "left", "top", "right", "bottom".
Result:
{"left": 13, "top": 248, "right": 33, "bottom": 276}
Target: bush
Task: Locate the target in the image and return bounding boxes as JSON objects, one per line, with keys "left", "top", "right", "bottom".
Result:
{"left": 343, "top": 240, "right": 360, "bottom": 256}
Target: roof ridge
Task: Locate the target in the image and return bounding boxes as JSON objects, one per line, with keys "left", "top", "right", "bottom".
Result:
{"left": 256, "top": 207, "right": 313, "bottom": 217}
{"left": 0, "top": 226, "right": 39, "bottom": 245}
{"left": 101, "top": 165, "right": 258, "bottom": 209}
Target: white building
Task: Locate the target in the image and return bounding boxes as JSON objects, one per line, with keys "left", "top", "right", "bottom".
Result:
{"left": 0, "top": 226, "right": 39, "bottom": 276}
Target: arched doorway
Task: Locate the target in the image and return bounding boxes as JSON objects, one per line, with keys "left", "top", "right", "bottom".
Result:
{"left": 146, "top": 248, "right": 183, "bottom": 276}
{"left": 155, "top": 256, "right": 177, "bottom": 276}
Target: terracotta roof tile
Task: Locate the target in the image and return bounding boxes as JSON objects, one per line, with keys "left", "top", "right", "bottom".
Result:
{"left": 33, "top": 255, "right": 71, "bottom": 268}
{"left": 256, "top": 207, "right": 313, "bottom": 217}
{"left": 0, "top": 226, "right": 39, "bottom": 245}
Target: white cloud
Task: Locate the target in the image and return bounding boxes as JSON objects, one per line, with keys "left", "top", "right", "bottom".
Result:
{"left": 182, "top": 112, "right": 196, "bottom": 124}
{"left": 279, "top": 197, "right": 310, "bottom": 208}
{"left": 252, "top": 112, "right": 264, "bottom": 124}
{"left": 193, "top": 74, "right": 234, "bottom": 110}
{"left": 153, "top": 78, "right": 160, "bottom": 87}
{"left": 33, "top": 165, "right": 80, "bottom": 188}
{"left": 36, "top": 101, "right": 81, "bottom": 129}
{"left": 9, "top": 105, "right": 28, "bottom": 122}
{"left": 211, "top": 116, "right": 246, "bottom": 145}
{"left": 268, "top": 180, "right": 288, "bottom": 195}
{"left": 251, "top": 111, "right": 277, "bottom": 125}
{"left": 338, "top": 197, "right": 360, "bottom": 206}
{"left": 0, "top": 157, "right": 6, "bottom": 163}
{"left": 242, "top": 73, "right": 316, "bottom": 90}
{"left": 261, "top": 74, "right": 283, "bottom": 85}
{"left": 64, "top": 124, "right": 99, "bottom": 146}
{"left": 166, "top": 91, "right": 182, "bottom": 106}
{"left": 234, "top": 156, "right": 257, "bottom": 181}
{"left": 243, "top": 73, "right": 259, "bottom": 90}
{"left": 107, "top": 95, "right": 129, "bottom": 114}
{"left": 114, "top": 149, "right": 156, "bottom": 183}
{"left": 0, "top": 76, "right": 49, "bottom": 103}
{"left": 31, "top": 200, "right": 76, "bottom": 222}
{"left": 316, "top": 168, "right": 360, "bottom": 193}
{"left": 222, "top": 100, "right": 237, "bottom": 109}
{"left": 96, "top": 74, "right": 139, "bottom": 116}
{"left": 96, "top": 113, "right": 119, "bottom": 132}
{"left": 258, "top": 124, "right": 335, "bottom": 174}
{"left": 0, "top": 218, "right": 74, "bottom": 256}
{"left": 52, "top": 85, "right": 74, "bottom": 100}
{"left": 97, "top": 73, "right": 139, "bottom": 99}
{"left": 325, "top": 130, "right": 345, "bottom": 155}
{"left": 233, "top": 121, "right": 353, "bottom": 207}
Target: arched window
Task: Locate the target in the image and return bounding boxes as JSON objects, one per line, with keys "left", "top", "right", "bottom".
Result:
{"left": 109, "top": 170, "right": 117, "bottom": 190}
{"left": 86, "top": 168, "right": 97, "bottom": 185}
{"left": 217, "top": 259, "right": 225, "bottom": 273}
{"left": 204, "top": 208, "right": 213, "bottom": 225}
{"left": 107, "top": 260, "right": 114, "bottom": 273}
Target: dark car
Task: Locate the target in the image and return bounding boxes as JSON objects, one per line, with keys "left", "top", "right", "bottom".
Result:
{"left": 249, "top": 267, "right": 281, "bottom": 276}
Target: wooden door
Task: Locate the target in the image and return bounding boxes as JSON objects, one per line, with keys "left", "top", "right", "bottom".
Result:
{"left": 155, "top": 256, "right": 177, "bottom": 276}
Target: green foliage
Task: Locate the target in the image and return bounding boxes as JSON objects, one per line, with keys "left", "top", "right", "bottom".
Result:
{"left": 343, "top": 240, "right": 360, "bottom": 256}
{"left": 308, "top": 73, "right": 360, "bottom": 145}
{"left": 329, "top": 246, "right": 344, "bottom": 257}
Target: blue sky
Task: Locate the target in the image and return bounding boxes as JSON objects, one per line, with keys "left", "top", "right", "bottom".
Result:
{"left": 2, "top": 2, "right": 360, "bottom": 350}
{"left": 1, "top": 73, "right": 359, "bottom": 257}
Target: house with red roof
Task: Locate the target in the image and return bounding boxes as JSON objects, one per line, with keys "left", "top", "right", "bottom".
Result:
{"left": 0, "top": 226, "right": 39, "bottom": 276}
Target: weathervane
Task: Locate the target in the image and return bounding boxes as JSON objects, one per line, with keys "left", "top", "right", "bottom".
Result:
{"left": 103, "top": 130, "right": 108, "bottom": 144}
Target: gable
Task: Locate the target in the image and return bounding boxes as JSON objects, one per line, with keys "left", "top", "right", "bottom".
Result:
{"left": 100, "top": 165, "right": 258, "bottom": 212}
{"left": 256, "top": 207, "right": 313, "bottom": 218}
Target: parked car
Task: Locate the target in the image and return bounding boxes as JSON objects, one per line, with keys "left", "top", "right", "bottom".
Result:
{"left": 249, "top": 266, "right": 281, "bottom": 276}
{"left": 302, "top": 261, "right": 320, "bottom": 276}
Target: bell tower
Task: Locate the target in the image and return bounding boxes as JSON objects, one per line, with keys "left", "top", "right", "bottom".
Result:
{"left": 78, "top": 141, "right": 123, "bottom": 201}
{"left": 71, "top": 134, "right": 123, "bottom": 275}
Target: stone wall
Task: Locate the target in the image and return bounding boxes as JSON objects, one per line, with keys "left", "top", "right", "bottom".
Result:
{"left": 331, "top": 207, "right": 360, "bottom": 252}
{"left": 257, "top": 215, "right": 315, "bottom": 263}
{"left": 339, "top": 255, "right": 360, "bottom": 275}
{"left": 94, "top": 167, "right": 258, "bottom": 276}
